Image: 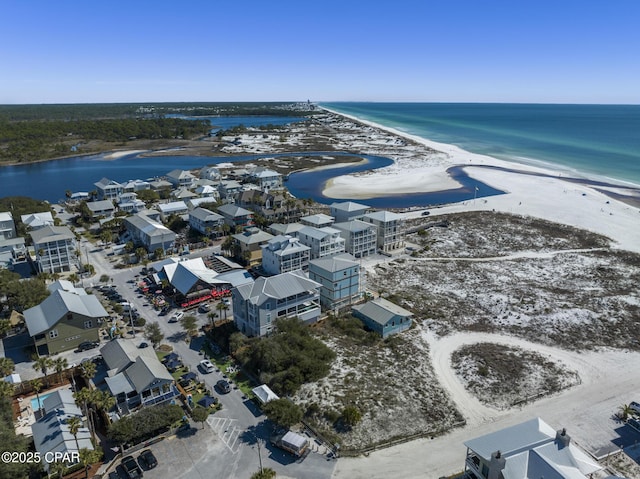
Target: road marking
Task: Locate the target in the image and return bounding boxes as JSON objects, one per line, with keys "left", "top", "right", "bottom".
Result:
{"left": 207, "top": 416, "right": 242, "bottom": 453}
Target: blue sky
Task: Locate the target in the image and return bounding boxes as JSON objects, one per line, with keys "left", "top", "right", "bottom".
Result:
{"left": 2, "top": 1, "right": 639, "bottom": 104}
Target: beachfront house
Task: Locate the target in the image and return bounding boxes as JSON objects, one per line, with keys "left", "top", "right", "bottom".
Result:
{"left": 157, "top": 201, "right": 189, "bottom": 222}
{"left": 298, "top": 226, "right": 346, "bottom": 260}
{"left": 232, "top": 270, "right": 321, "bottom": 337}
{"left": 329, "top": 201, "right": 372, "bottom": 223}
{"left": 463, "top": 417, "right": 601, "bottom": 479}
{"left": 117, "top": 193, "right": 145, "bottom": 214}
{"left": 269, "top": 222, "right": 306, "bottom": 238}
{"left": 189, "top": 207, "right": 225, "bottom": 236}
{"left": 24, "top": 280, "right": 108, "bottom": 355}
{"left": 309, "top": 253, "right": 361, "bottom": 312}
{"left": 218, "top": 180, "right": 243, "bottom": 203}
{"left": 86, "top": 199, "right": 115, "bottom": 219}
{"left": 101, "top": 339, "right": 179, "bottom": 415}
{"left": 248, "top": 167, "right": 283, "bottom": 192}
{"left": 30, "top": 225, "right": 77, "bottom": 274}
{"left": 122, "top": 179, "right": 151, "bottom": 193}
{"left": 362, "top": 210, "right": 405, "bottom": 253}
{"left": 352, "top": 297, "right": 413, "bottom": 338}
{"left": 94, "top": 177, "right": 124, "bottom": 201}
{"left": 261, "top": 235, "right": 311, "bottom": 275}
{"left": 123, "top": 213, "right": 176, "bottom": 253}
{"left": 200, "top": 166, "right": 221, "bottom": 181}
{"left": 31, "top": 389, "right": 93, "bottom": 472}
{"left": 332, "top": 219, "right": 378, "bottom": 258}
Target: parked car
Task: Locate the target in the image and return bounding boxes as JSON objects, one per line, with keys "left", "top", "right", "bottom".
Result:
{"left": 137, "top": 449, "right": 157, "bottom": 470}
{"left": 198, "top": 303, "right": 210, "bottom": 313}
{"left": 170, "top": 311, "right": 184, "bottom": 323}
{"left": 200, "top": 360, "right": 215, "bottom": 373}
{"left": 121, "top": 455, "right": 143, "bottom": 479}
{"left": 77, "top": 341, "right": 99, "bottom": 352}
{"left": 138, "top": 342, "right": 149, "bottom": 349}
{"left": 216, "top": 379, "right": 231, "bottom": 394}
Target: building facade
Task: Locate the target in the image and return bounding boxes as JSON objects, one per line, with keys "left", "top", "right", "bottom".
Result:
{"left": 362, "top": 210, "right": 405, "bottom": 252}
{"left": 233, "top": 270, "right": 321, "bottom": 337}
{"left": 189, "top": 207, "right": 225, "bottom": 236}
{"left": 298, "top": 226, "right": 346, "bottom": 260}
{"left": 261, "top": 235, "right": 311, "bottom": 275}
{"left": 329, "top": 201, "right": 371, "bottom": 223}
{"left": 30, "top": 225, "right": 77, "bottom": 273}
{"left": 308, "top": 253, "right": 360, "bottom": 311}
{"left": 123, "top": 213, "right": 176, "bottom": 253}
{"left": 332, "top": 220, "right": 377, "bottom": 258}
{"left": 352, "top": 297, "right": 413, "bottom": 338}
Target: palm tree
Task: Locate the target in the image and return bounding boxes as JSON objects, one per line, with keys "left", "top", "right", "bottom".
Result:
{"left": 33, "top": 356, "right": 54, "bottom": 387}
{"left": 68, "top": 273, "right": 79, "bottom": 286}
{"left": 49, "top": 460, "right": 67, "bottom": 479}
{"left": 0, "top": 357, "right": 14, "bottom": 377}
{"left": 53, "top": 357, "right": 68, "bottom": 385}
{"left": 216, "top": 301, "right": 229, "bottom": 321}
{"left": 0, "top": 381, "right": 14, "bottom": 398}
{"left": 74, "top": 388, "right": 96, "bottom": 444}
{"left": 619, "top": 403, "right": 634, "bottom": 421}
{"left": 207, "top": 312, "right": 218, "bottom": 327}
{"left": 31, "top": 378, "right": 43, "bottom": 415}
{"left": 78, "top": 448, "right": 100, "bottom": 479}
{"left": 66, "top": 416, "right": 83, "bottom": 451}
{"left": 80, "top": 361, "right": 97, "bottom": 385}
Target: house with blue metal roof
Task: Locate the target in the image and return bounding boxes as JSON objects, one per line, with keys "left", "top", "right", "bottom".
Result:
{"left": 351, "top": 297, "right": 412, "bottom": 338}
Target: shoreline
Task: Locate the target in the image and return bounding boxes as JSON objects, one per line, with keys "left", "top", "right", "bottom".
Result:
{"left": 319, "top": 107, "right": 640, "bottom": 253}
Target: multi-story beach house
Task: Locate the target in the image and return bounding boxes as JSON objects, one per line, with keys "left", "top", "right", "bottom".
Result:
{"left": 94, "top": 177, "right": 124, "bottom": 201}
{"left": 200, "top": 166, "right": 221, "bottom": 181}
{"left": 0, "top": 211, "right": 17, "bottom": 240}
{"left": 101, "top": 339, "right": 179, "bottom": 415}
{"left": 116, "top": 193, "right": 145, "bottom": 214}
{"left": 232, "top": 227, "right": 274, "bottom": 266}
{"left": 86, "top": 199, "right": 115, "bottom": 219}
{"left": 463, "top": 417, "right": 601, "bottom": 479}
{"left": 308, "top": 253, "right": 360, "bottom": 312}
{"left": 248, "top": 167, "right": 283, "bottom": 192}
{"left": 24, "top": 280, "right": 107, "bottom": 355}
{"left": 232, "top": 270, "right": 321, "bottom": 337}
{"left": 123, "top": 213, "right": 176, "bottom": 253}
{"left": 218, "top": 204, "right": 254, "bottom": 229}
{"left": 362, "top": 210, "right": 405, "bottom": 253}
{"left": 297, "top": 226, "right": 346, "bottom": 260}
{"left": 157, "top": 201, "right": 189, "bottom": 222}
{"left": 165, "top": 169, "right": 196, "bottom": 188}
{"left": 261, "top": 235, "right": 311, "bottom": 275}
{"left": 300, "top": 214, "right": 335, "bottom": 228}
{"left": 329, "top": 201, "right": 371, "bottom": 223}
{"left": 189, "top": 207, "right": 225, "bottom": 236}
{"left": 332, "top": 219, "right": 378, "bottom": 258}
{"left": 218, "top": 180, "right": 243, "bottom": 203}
{"left": 269, "top": 222, "right": 306, "bottom": 238}
{"left": 30, "top": 225, "right": 77, "bottom": 273}
{"left": 122, "top": 179, "right": 151, "bottom": 193}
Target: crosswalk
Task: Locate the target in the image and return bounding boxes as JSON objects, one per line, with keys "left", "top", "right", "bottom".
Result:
{"left": 207, "top": 416, "right": 242, "bottom": 453}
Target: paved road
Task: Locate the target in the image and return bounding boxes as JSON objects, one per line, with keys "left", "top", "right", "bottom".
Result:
{"left": 86, "top": 245, "right": 336, "bottom": 479}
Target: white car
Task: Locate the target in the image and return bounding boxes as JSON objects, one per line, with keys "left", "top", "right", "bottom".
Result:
{"left": 200, "top": 359, "right": 215, "bottom": 373}
{"left": 169, "top": 311, "right": 184, "bottom": 323}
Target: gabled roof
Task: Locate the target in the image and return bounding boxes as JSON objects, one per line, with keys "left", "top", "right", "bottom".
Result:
{"left": 166, "top": 169, "right": 196, "bottom": 180}
{"left": 47, "top": 279, "right": 85, "bottom": 296}
{"left": 235, "top": 270, "right": 320, "bottom": 305}
{"left": 233, "top": 227, "right": 274, "bottom": 245}
{"left": 0, "top": 211, "right": 13, "bottom": 222}
{"left": 262, "top": 235, "right": 310, "bottom": 256}
{"left": 161, "top": 257, "right": 221, "bottom": 295}
{"left": 270, "top": 223, "right": 306, "bottom": 236}
{"left": 309, "top": 253, "right": 358, "bottom": 273}
{"left": 352, "top": 297, "right": 412, "bottom": 326}
{"left": 190, "top": 207, "right": 224, "bottom": 223}
{"left": 252, "top": 384, "right": 279, "bottom": 404}
{"left": 299, "top": 226, "right": 341, "bottom": 241}
{"left": 172, "top": 188, "right": 198, "bottom": 199}
{"left": 24, "top": 290, "right": 108, "bottom": 336}
{"left": 124, "top": 214, "right": 175, "bottom": 239}
{"left": 125, "top": 354, "right": 173, "bottom": 392}
{"left": 94, "top": 177, "right": 123, "bottom": 189}
{"left": 301, "top": 214, "right": 335, "bottom": 226}
{"left": 218, "top": 203, "right": 252, "bottom": 217}
{"left": 87, "top": 200, "right": 115, "bottom": 213}
{"left": 20, "top": 212, "right": 54, "bottom": 229}
{"left": 157, "top": 201, "right": 188, "bottom": 213}
{"left": 30, "top": 225, "right": 75, "bottom": 245}
{"left": 101, "top": 338, "right": 158, "bottom": 376}
{"left": 32, "top": 389, "right": 92, "bottom": 464}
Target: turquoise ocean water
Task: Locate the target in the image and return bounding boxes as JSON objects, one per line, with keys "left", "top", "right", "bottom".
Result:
{"left": 320, "top": 102, "right": 640, "bottom": 187}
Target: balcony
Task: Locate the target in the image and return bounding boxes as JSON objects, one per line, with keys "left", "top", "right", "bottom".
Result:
{"left": 465, "top": 454, "right": 484, "bottom": 479}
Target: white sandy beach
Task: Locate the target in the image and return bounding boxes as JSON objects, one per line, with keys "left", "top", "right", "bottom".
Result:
{"left": 321, "top": 108, "right": 640, "bottom": 253}
{"left": 103, "top": 149, "right": 147, "bottom": 159}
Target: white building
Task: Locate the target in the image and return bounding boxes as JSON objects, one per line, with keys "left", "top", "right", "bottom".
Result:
{"left": 0, "top": 212, "right": 17, "bottom": 240}
{"left": 297, "top": 226, "right": 346, "bottom": 260}
{"left": 165, "top": 169, "right": 196, "bottom": 188}
{"left": 362, "top": 210, "right": 405, "bottom": 252}
{"left": 123, "top": 214, "right": 176, "bottom": 253}
{"left": 300, "top": 214, "right": 335, "bottom": 228}
{"left": 329, "top": 201, "right": 371, "bottom": 223}
{"left": 261, "top": 235, "right": 311, "bottom": 275}
{"left": 157, "top": 201, "right": 189, "bottom": 221}
{"left": 249, "top": 167, "right": 283, "bottom": 192}
{"left": 30, "top": 225, "right": 77, "bottom": 273}
{"left": 20, "top": 212, "right": 54, "bottom": 230}
{"left": 332, "top": 219, "right": 377, "bottom": 258}
{"left": 189, "top": 207, "right": 225, "bottom": 236}
{"left": 94, "top": 177, "right": 124, "bottom": 201}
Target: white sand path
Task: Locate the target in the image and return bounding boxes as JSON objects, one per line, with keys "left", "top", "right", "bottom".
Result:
{"left": 333, "top": 329, "right": 640, "bottom": 479}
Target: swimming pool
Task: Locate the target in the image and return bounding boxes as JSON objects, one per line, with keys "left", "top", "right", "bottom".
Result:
{"left": 30, "top": 392, "right": 52, "bottom": 411}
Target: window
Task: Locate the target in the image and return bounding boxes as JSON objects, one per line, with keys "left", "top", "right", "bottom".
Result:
{"left": 49, "top": 329, "right": 58, "bottom": 339}
{"left": 266, "top": 313, "right": 271, "bottom": 323}
{"left": 84, "top": 320, "right": 93, "bottom": 329}
{"left": 66, "top": 313, "right": 73, "bottom": 320}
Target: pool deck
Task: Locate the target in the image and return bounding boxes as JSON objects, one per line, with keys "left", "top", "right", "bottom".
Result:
{"left": 13, "top": 385, "right": 74, "bottom": 437}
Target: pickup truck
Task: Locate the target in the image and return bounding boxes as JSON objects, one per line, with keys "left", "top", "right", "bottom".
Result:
{"left": 270, "top": 431, "right": 309, "bottom": 457}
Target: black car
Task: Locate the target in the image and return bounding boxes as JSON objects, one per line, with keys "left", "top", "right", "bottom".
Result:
{"left": 137, "top": 449, "right": 157, "bottom": 470}
{"left": 138, "top": 342, "right": 149, "bottom": 349}
{"left": 77, "top": 341, "right": 99, "bottom": 352}
{"left": 121, "top": 455, "right": 143, "bottom": 479}
{"left": 216, "top": 379, "right": 231, "bottom": 394}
